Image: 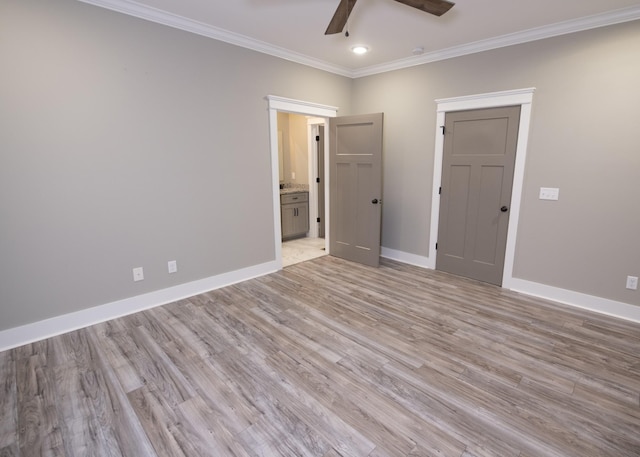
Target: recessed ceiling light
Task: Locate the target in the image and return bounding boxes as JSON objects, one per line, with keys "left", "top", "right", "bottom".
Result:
{"left": 351, "top": 45, "right": 369, "bottom": 55}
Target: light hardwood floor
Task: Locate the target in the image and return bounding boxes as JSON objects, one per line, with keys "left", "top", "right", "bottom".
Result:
{"left": 1, "top": 256, "right": 639, "bottom": 456}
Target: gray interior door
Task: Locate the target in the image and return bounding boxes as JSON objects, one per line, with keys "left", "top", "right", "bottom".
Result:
{"left": 317, "top": 125, "right": 325, "bottom": 239}
{"left": 329, "top": 113, "right": 383, "bottom": 267}
{"left": 436, "top": 106, "right": 520, "bottom": 285}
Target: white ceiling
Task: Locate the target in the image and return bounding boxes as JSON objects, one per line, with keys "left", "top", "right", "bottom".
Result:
{"left": 82, "top": 0, "right": 640, "bottom": 77}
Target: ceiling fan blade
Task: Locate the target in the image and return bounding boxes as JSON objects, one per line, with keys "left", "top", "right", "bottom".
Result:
{"left": 325, "top": 0, "right": 358, "bottom": 35}
{"left": 393, "top": 0, "right": 454, "bottom": 17}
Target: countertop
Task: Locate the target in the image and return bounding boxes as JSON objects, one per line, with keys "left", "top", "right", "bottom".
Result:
{"left": 279, "top": 185, "right": 309, "bottom": 195}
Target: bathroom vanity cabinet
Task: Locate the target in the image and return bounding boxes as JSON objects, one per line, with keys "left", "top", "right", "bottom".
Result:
{"left": 281, "top": 192, "right": 309, "bottom": 240}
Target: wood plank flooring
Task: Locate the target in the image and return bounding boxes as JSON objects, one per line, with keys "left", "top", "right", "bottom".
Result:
{"left": 1, "top": 256, "right": 639, "bottom": 456}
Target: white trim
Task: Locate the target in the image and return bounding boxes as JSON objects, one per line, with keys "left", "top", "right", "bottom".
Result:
{"left": 269, "top": 107, "right": 284, "bottom": 268}
{"left": 322, "top": 121, "right": 331, "bottom": 252}
{"left": 79, "top": 0, "right": 640, "bottom": 79}
{"left": 266, "top": 96, "right": 338, "bottom": 118}
{"left": 306, "top": 122, "right": 318, "bottom": 239}
{"left": 381, "top": 248, "right": 640, "bottom": 324}
{"left": 2, "top": 249, "right": 636, "bottom": 352}
{"left": 78, "top": 0, "right": 353, "bottom": 77}
{"left": 307, "top": 118, "right": 325, "bottom": 239}
{"left": 502, "top": 102, "right": 533, "bottom": 289}
{"left": 429, "top": 88, "right": 536, "bottom": 287}
{"left": 0, "top": 261, "right": 278, "bottom": 352}
{"left": 435, "top": 88, "right": 537, "bottom": 112}
{"left": 510, "top": 278, "right": 640, "bottom": 324}
{"left": 267, "top": 96, "right": 337, "bottom": 266}
{"left": 381, "top": 247, "right": 431, "bottom": 269}
{"left": 352, "top": 6, "right": 640, "bottom": 77}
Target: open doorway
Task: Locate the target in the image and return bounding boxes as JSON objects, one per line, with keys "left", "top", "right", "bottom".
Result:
{"left": 267, "top": 96, "right": 337, "bottom": 270}
{"left": 277, "top": 112, "right": 326, "bottom": 267}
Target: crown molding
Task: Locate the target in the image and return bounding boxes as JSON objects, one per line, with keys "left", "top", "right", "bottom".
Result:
{"left": 79, "top": 0, "right": 640, "bottom": 79}
{"left": 77, "top": 0, "right": 354, "bottom": 77}
{"left": 352, "top": 5, "right": 640, "bottom": 77}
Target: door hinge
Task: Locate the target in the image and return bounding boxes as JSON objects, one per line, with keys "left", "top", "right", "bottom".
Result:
{"left": 435, "top": 242, "right": 438, "bottom": 250}
{"left": 316, "top": 177, "right": 320, "bottom": 183}
{"left": 317, "top": 217, "right": 321, "bottom": 223}
{"left": 315, "top": 135, "right": 320, "bottom": 141}
{"left": 440, "top": 126, "right": 445, "bottom": 134}
{"left": 439, "top": 186, "right": 442, "bottom": 195}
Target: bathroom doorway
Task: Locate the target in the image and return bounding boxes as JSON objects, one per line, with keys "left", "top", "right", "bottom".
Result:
{"left": 267, "top": 95, "right": 336, "bottom": 270}
{"left": 277, "top": 112, "right": 327, "bottom": 267}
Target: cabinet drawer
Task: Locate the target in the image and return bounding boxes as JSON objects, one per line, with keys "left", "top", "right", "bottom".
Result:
{"left": 280, "top": 192, "right": 308, "bottom": 204}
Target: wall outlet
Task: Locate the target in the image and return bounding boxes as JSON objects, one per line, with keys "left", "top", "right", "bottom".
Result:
{"left": 168, "top": 260, "right": 177, "bottom": 274}
{"left": 291, "top": 171, "right": 296, "bottom": 180}
{"left": 132, "top": 267, "right": 144, "bottom": 282}
{"left": 539, "top": 187, "right": 560, "bottom": 200}
{"left": 626, "top": 276, "right": 638, "bottom": 290}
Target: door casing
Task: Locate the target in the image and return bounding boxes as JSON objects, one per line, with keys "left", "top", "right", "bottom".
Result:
{"left": 316, "top": 124, "right": 326, "bottom": 239}
{"left": 306, "top": 118, "right": 326, "bottom": 239}
{"left": 429, "top": 88, "right": 535, "bottom": 289}
{"left": 267, "top": 96, "right": 337, "bottom": 270}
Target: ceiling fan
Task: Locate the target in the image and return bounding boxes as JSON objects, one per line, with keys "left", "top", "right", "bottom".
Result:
{"left": 325, "top": 0, "right": 455, "bottom": 35}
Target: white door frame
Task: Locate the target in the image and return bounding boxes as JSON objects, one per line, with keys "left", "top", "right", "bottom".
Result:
{"left": 307, "top": 118, "right": 325, "bottom": 239}
{"left": 428, "top": 88, "right": 535, "bottom": 289}
{"left": 267, "top": 96, "right": 337, "bottom": 269}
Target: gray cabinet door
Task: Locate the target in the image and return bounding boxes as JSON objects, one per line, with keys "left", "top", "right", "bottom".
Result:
{"left": 281, "top": 205, "right": 297, "bottom": 239}
{"left": 293, "top": 203, "right": 309, "bottom": 235}
{"left": 281, "top": 192, "right": 309, "bottom": 240}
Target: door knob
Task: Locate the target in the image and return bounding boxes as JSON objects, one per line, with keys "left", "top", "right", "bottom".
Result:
{"left": 501, "top": 206, "right": 509, "bottom": 212}
{"left": 372, "top": 198, "right": 379, "bottom": 204}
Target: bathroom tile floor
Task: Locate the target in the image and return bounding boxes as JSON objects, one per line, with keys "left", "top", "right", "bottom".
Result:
{"left": 282, "top": 237, "right": 327, "bottom": 267}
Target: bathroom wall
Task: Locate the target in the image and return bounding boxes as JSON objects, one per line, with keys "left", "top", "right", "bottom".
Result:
{"left": 277, "top": 112, "right": 309, "bottom": 186}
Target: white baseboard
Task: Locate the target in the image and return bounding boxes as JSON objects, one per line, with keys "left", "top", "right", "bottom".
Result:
{"left": 3, "top": 253, "right": 638, "bottom": 351}
{"left": 509, "top": 278, "right": 640, "bottom": 324}
{"left": 381, "top": 247, "right": 434, "bottom": 269}
{"left": 381, "top": 246, "right": 640, "bottom": 323}
{"left": 0, "top": 261, "right": 279, "bottom": 352}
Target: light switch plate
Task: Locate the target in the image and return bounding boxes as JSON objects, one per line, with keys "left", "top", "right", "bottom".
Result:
{"left": 539, "top": 187, "right": 560, "bottom": 201}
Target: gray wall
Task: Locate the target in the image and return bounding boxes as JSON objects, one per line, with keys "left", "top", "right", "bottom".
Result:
{"left": 352, "top": 21, "right": 640, "bottom": 306}
{"left": 0, "top": 0, "right": 352, "bottom": 330}
{"left": 1, "top": 0, "right": 638, "bottom": 334}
